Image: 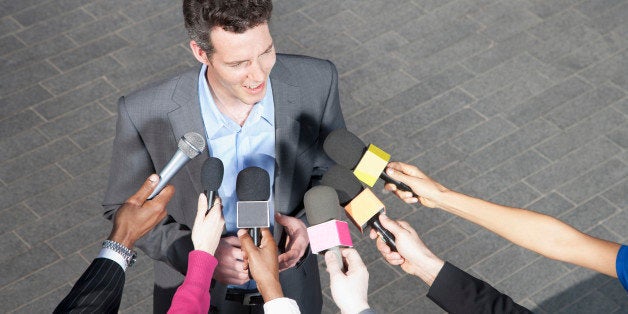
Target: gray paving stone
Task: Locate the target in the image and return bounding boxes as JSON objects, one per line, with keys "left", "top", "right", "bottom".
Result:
{"left": 58, "top": 138, "right": 113, "bottom": 177}
{"left": 383, "top": 136, "right": 424, "bottom": 163}
{"left": 432, "top": 161, "right": 479, "bottom": 190}
{"left": 472, "top": 245, "right": 540, "bottom": 284}
{"left": 525, "top": 138, "right": 621, "bottom": 191}
{"left": 397, "top": 17, "right": 479, "bottom": 61}
{"left": 16, "top": 192, "right": 101, "bottom": 246}
{"left": 558, "top": 158, "right": 627, "bottom": 204}
{"left": 346, "top": 105, "right": 393, "bottom": 136}
{"left": 507, "top": 77, "right": 593, "bottom": 126}
{"left": 33, "top": 78, "right": 117, "bottom": 120}
{"left": 405, "top": 34, "right": 492, "bottom": 83}
{"left": 411, "top": 143, "right": 466, "bottom": 174}
{"left": 489, "top": 182, "right": 541, "bottom": 208}
{"left": 107, "top": 47, "right": 191, "bottom": 90}
{"left": 527, "top": 192, "right": 575, "bottom": 218}
{"left": 12, "top": 284, "right": 70, "bottom": 314}
{"left": 537, "top": 108, "right": 625, "bottom": 160}
{"left": 16, "top": 9, "right": 94, "bottom": 44}
{"left": 1, "top": 108, "right": 46, "bottom": 138}
{"left": 369, "top": 274, "right": 427, "bottom": 313}
{"left": 465, "top": 119, "right": 559, "bottom": 173}
{"left": 383, "top": 81, "right": 474, "bottom": 118}
{"left": 0, "top": 35, "right": 24, "bottom": 56}
{"left": 397, "top": 3, "right": 478, "bottom": 43}
{"left": 413, "top": 109, "right": 485, "bottom": 149}
{"left": 0, "top": 254, "right": 87, "bottom": 313}
{"left": 0, "top": 34, "right": 76, "bottom": 75}
{"left": 0, "top": 242, "right": 58, "bottom": 287}
{"left": 551, "top": 32, "right": 628, "bottom": 76}
{"left": 351, "top": 70, "right": 418, "bottom": 107}
{"left": 24, "top": 164, "right": 108, "bottom": 216}
{"left": 441, "top": 229, "right": 509, "bottom": 270}
{"left": 0, "top": 61, "right": 59, "bottom": 96}
{"left": 545, "top": 85, "right": 625, "bottom": 130}
{"left": 580, "top": 45, "right": 628, "bottom": 88}
{"left": 531, "top": 268, "right": 610, "bottom": 312}
{"left": 68, "top": 12, "right": 131, "bottom": 43}
{"left": 495, "top": 257, "right": 569, "bottom": 301}
{"left": 0, "top": 0, "right": 40, "bottom": 17}
{"left": 602, "top": 178, "right": 628, "bottom": 211}
{"left": 597, "top": 277, "right": 628, "bottom": 311}
{"left": 0, "top": 138, "right": 81, "bottom": 183}
{"left": 560, "top": 196, "right": 618, "bottom": 232}
{"left": 576, "top": 0, "right": 626, "bottom": 18}
{"left": 0, "top": 129, "right": 48, "bottom": 163}
{"left": 559, "top": 290, "right": 620, "bottom": 313}
{"left": 0, "top": 203, "right": 37, "bottom": 235}
{"left": 451, "top": 117, "right": 517, "bottom": 154}
{"left": 365, "top": 258, "right": 403, "bottom": 294}
{"left": 392, "top": 294, "right": 445, "bottom": 314}
{"left": 586, "top": 2, "right": 628, "bottom": 34}
{"left": 0, "top": 232, "right": 29, "bottom": 264}
{"left": 49, "top": 34, "right": 129, "bottom": 71}
{"left": 118, "top": 7, "right": 181, "bottom": 44}
{"left": 48, "top": 216, "right": 110, "bottom": 256}
{"left": 118, "top": 269, "right": 154, "bottom": 311}
{"left": 0, "top": 165, "right": 70, "bottom": 211}
{"left": 462, "top": 150, "right": 550, "bottom": 199}
{"left": 607, "top": 123, "right": 628, "bottom": 149}
{"left": 526, "top": 0, "right": 575, "bottom": 19}
{"left": 421, "top": 223, "right": 467, "bottom": 255}
{"left": 0, "top": 16, "right": 21, "bottom": 35}
{"left": 345, "top": 1, "right": 425, "bottom": 44}
{"left": 41, "top": 56, "right": 124, "bottom": 95}
{"left": 473, "top": 2, "right": 543, "bottom": 41}
{"left": 528, "top": 9, "right": 591, "bottom": 42}
{"left": 0, "top": 85, "right": 53, "bottom": 119}
{"left": 462, "top": 32, "right": 537, "bottom": 74}
{"left": 38, "top": 103, "right": 111, "bottom": 139}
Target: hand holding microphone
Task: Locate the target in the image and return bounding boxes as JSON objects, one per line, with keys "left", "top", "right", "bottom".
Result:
{"left": 148, "top": 132, "right": 206, "bottom": 199}
{"left": 325, "top": 248, "right": 371, "bottom": 314}
{"left": 323, "top": 128, "right": 416, "bottom": 197}
{"left": 322, "top": 164, "right": 397, "bottom": 251}
{"left": 237, "top": 228, "right": 283, "bottom": 303}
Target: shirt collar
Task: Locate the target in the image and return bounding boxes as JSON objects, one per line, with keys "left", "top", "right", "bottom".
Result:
{"left": 198, "top": 64, "right": 274, "bottom": 140}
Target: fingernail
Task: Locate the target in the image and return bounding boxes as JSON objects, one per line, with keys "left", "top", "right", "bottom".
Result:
{"left": 148, "top": 174, "right": 159, "bottom": 183}
{"left": 387, "top": 168, "right": 394, "bottom": 175}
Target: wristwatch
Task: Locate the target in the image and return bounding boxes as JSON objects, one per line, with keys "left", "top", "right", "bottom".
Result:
{"left": 102, "top": 240, "right": 137, "bottom": 267}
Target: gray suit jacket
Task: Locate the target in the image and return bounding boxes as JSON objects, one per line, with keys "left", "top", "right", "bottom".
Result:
{"left": 103, "top": 54, "right": 345, "bottom": 313}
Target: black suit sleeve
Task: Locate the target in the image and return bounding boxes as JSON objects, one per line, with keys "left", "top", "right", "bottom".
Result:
{"left": 54, "top": 258, "right": 125, "bottom": 314}
{"left": 427, "top": 262, "right": 531, "bottom": 314}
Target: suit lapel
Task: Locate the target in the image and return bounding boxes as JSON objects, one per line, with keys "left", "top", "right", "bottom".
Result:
{"left": 168, "top": 67, "right": 207, "bottom": 198}
{"left": 271, "top": 58, "right": 300, "bottom": 216}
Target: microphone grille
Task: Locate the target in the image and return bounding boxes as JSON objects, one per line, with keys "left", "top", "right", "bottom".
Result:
{"left": 321, "top": 164, "right": 363, "bottom": 206}
{"left": 179, "top": 132, "right": 206, "bottom": 158}
{"left": 323, "top": 129, "right": 366, "bottom": 169}
{"left": 236, "top": 167, "right": 270, "bottom": 201}
{"left": 304, "top": 185, "right": 341, "bottom": 225}
{"left": 201, "top": 157, "right": 224, "bottom": 191}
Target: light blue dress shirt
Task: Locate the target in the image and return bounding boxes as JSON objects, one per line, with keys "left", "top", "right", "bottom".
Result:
{"left": 198, "top": 65, "right": 275, "bottom": 290}
{"left": 198, "top": 64, "right": 276, "bottom": 236}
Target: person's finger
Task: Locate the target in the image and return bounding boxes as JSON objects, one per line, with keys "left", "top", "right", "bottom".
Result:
{"left": 259, "top": 228, "right": 276, "bottom": 247}
{"left": 387, "top": 161, "right": 422, "bottom": 177}
{"left": 369, "top": 228, "right": 378, "bottom": 239}
{"left": 384, "top": 182, "right": 397, "bottom": 192}
{"left": 342, "top": 248, "right": 365, "bottom": 270}
{"left": 324, "top": 250, "right": 342, "bottom": 275}
{"left": 377, "top": 213, "right": 405, "bottom": 236}
{"left": 223, "top": 236, "right": 242, "bottom": 247}
{"left": 152, "top": 184, "right": 175, "bottom": 204}
{"left": 238, "top": 229, "right": 257, "bottom": 255}
{"left": 195, "top": 193, "right": 208, "bottom": 226}
{"left": 206, "top": 196, "right": 222, "bottom": 215}
{"left": 385, "top": 166, "right": 417, "bottom": 189}
{"left": 129, "top": 174, "right": 160, "bottom": 204}
{"left": 375, "top": 234, "right": 392, "bottom": 254}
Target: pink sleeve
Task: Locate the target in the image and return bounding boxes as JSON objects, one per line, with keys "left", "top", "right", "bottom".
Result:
{"left": 167, "top": 250, "right": 218, "bottom": 314}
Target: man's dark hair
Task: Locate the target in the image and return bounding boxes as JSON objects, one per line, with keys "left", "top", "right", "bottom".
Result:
{"left": 183, "top": 0, "right": 273, "bottom": 56}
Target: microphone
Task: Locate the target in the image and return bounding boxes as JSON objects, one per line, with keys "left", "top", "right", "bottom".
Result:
{"left": 322, "top": 164, "right": 397, "bottom": 251}
{"left": 323, "top": 128, "right": 415, "bottom": 196}
{"left": 148, "top": 132, "right": 206, "bottom": 199}
{"left": 304, "top": 185, "right": 353, "bottom": 265}
{"left": 201, "top": 157, "right": 224, "bottom": 215}
{"left": 236, "top": 167, "right": 270, "bottom": 246}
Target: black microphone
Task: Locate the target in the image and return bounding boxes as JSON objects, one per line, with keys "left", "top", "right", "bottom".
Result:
{"left": 304, "top": 185, "right": 353, "bottom": 267}
{"left": 236, "top": 167, "right": 270, "bottom": 246}
{"left": 201, "top": 157, "right": 224, "bottom": 215}
{"left": 323, "top": 128, "right": 416, "bottom": 196}
{"left": 148, "top": 132, "right": 206, "bottom": 199}
{"left": 322, "top": 164, "right": 397, "bottom": 251}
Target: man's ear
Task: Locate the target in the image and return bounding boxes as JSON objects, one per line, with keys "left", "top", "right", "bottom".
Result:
{"left": 189, "top": 40, "right": 210, "bottom": 65}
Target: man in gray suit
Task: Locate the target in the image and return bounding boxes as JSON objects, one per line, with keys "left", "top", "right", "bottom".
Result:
{"left": 103, "top": 0, "right": 345, "bottom": 313}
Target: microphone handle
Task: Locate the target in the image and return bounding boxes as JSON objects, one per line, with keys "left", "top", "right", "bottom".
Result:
{"left": 379, "top": 171, "right": 418, "bottom": 198}
{"left": 148, "top": 150, "right": 189, "bottom": 199}
{"left": 205, "top": 190, "right": 217, "bottom": 215}
{"left": 250, "top": 228, "right": 261, "bottom": 246}
{"left": 369, "top": 214, "right": 397, "bottom": 251}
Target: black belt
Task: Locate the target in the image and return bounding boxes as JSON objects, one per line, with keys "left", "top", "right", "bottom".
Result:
{"left": 225, "top": 288, "right": 264, "bottom": 306}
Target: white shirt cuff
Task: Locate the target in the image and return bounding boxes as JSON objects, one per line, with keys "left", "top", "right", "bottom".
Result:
{"left": 263, "top": 297, "right": 300, "bottom": 313}
{"left": 97, "top": 247, "right": 127, "bottom": 271}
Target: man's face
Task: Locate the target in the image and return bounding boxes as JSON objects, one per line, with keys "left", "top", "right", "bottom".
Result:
{"left": 205, "top": 22, "right": 276, "bottom": 106}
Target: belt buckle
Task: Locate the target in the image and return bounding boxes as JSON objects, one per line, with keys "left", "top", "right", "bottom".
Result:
{"left": 242, "top": 292, "right": 262, "bottom": 305}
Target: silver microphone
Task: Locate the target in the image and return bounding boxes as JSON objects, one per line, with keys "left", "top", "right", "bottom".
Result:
{"left": 148, "top": 132, "right": 206, "bottom": 199}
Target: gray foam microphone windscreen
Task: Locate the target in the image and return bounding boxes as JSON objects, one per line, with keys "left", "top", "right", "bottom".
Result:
{"left": 323, "top": 129, "right": 367, "bottom": 169}
{"left": 201, "top": 157, "right": 224, "bottom": 191}
{"left": 321, "top": 164, "right": 363, "bottom": 206}
{"left": 236, "top": 167, "right": 270, "bottom": 201}
{"left": 304, "top": 185, "right": 341, "bottom": 225}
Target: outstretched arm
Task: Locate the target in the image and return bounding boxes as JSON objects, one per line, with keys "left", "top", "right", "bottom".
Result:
{"left": 384, "top": 161, "right": 621, "bottom": 277}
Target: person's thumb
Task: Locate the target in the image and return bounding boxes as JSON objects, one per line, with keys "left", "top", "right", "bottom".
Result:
{"left": 325, "top": 250, "right": 342, "bottom": 275}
